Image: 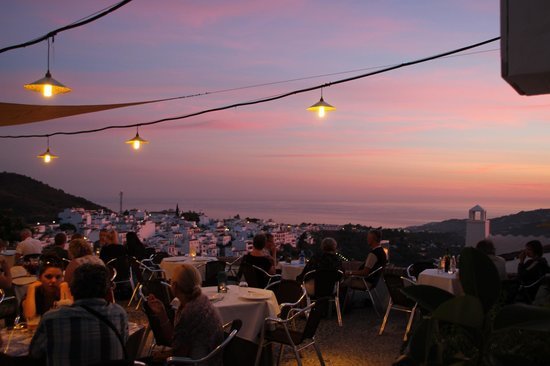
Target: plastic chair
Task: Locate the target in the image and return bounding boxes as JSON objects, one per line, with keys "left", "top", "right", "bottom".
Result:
{"left": 107, "top": 257, "right": 135, "bottom": 301}
{"left": 379, "top": 273, "right": 417, "bottom": 341}
{"left": 303, "top": 269, "right": 343, "bottom": 326}
{"left": 166, "top": 319, "right": 242, "bottom": 365}
{"left": 254, "top": 298, "right": 328, "bottom": 366}
{"left": 239, "top": 263, "right": 281, "bottom": 289}
{"left": 344, "top": 266, "right": 384, "bottom": 317}
{"left": 406, "top": 261, "right": 437, "bottom": 282}
{"left": 266, "top": 280, "right": 307, "bottom": 319}
{"left": 139, "top": 285, "right": 174, "bottom": 355}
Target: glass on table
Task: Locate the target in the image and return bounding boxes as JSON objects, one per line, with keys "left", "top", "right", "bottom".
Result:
{"left": 26, "top": 315, "right": 40, "bottom": 332}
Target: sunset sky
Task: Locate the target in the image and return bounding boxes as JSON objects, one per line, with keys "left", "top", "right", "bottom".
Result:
{"left": 1, "top": 1, "right": 549, "bottom": 227}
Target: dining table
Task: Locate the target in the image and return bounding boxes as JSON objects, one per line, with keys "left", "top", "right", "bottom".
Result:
{"left": 279, "top": 260, "right": 306, "bottom": 280}
{"left": 0, "top": 250, "right": 16, "bottom": 268}
{"left": 201, "top": 285, "right": 280, "bottom": 343}
{"left": 159, "top": 256, "right": 216, "bottom": 281}
{"left": 417, "top": 268, "right": 464, "bottom": 296}
{"left": 1, "top": 321, "right": 143, "bottom": 357}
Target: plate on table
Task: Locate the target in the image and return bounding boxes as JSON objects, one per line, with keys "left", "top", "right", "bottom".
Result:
{"left": 239, "top": 289, "right": 271, "bottom": 301}
{"left": 208, "top": 293, "right": 225, "bottom": 302}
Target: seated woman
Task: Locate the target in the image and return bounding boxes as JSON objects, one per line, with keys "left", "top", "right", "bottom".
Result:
{"left": 148, "top": 264, "right": 224, "bottom": 363}
{"left": 240, "top": 234, "right": 275, "bottom": 274}
{"left": 297, "top": 237, "right": 343, "bottom": 295}
{"left": 518, "top": 240, "right": 549, "bottom": 300}
{"left": 64, "top": 239, "right": 105, "bottom": 285}
{"left": 125, "top": 232, "right": 148, "bottom": 260}
{"left": 22, "top": 257, "right": 72, "bottom": 320}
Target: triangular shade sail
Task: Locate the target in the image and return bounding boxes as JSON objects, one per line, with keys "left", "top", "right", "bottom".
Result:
{"left": 0, "top": 100, "right": 157, "bottom": 127}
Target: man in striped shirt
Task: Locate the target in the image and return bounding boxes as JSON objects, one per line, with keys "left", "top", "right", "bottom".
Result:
{"left": 29, "top": 264, "right": 128, "bottom": 366}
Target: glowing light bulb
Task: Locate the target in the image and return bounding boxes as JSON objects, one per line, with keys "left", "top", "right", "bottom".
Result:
{"left": 43, "top": 84, "right": 53, "bottom": 97}
{"left": 44, "top": 154, "right": 51, "bottom": 163}
{"left": 133, "top": 140, "right": 141, "bottom": 150}
{"left": 318, "top": 106, "right": 325, "bottom": 118}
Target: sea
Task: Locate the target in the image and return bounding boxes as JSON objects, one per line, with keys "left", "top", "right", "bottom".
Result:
{"left": 96, "top": 198, "right": 522, "bottom": 228}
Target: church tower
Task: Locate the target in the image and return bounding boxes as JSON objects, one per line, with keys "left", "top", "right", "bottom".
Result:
{"left": 465, "top": 205, "right": 490, "bottom": 247}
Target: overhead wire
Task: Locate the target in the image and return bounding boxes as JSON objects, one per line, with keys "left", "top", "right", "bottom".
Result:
{"left": 0, "top": 36, "right": 500, "bottom": 139}
{"left": 0, "top": 0, "right": 133, "bottom": 54}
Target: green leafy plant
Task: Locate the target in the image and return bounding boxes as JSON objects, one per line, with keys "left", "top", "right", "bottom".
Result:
{"left": 401, "top": 247, "right": 550, "bottom": 365}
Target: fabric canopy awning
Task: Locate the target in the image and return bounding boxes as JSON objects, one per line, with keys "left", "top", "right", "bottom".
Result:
{"left": 0, "top": 101, "right": 160, "bottom": 127}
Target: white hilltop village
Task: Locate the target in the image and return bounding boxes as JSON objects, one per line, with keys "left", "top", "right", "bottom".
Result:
{"left": 33, "top": 207, "right": 335, "bottom": 257}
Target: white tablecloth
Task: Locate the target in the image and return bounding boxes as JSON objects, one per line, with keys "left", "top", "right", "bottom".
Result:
{"left": 280, "top": 261, "right": 305, "bottom": 280}
{"left": 160, "top": 256, "right": 216, "bottom": 281}
{"left": 417, "top": 268, "right": 464, "bottom": 296}
{"left": 202, "top": 285, "right": 279, "bottom": 343}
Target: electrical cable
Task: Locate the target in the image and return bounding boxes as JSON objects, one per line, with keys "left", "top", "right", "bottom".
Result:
{"left": 0, "top": 0, "right": 133, "bottom": 54}
{"left": 0, "top": 36, "right": 500, "bottom": 139}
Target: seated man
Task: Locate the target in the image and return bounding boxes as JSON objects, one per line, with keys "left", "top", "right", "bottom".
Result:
{"left": 42, "top": 233, "right": 70, "bottom": 264}
{"left": 15, "top": 229, "right": 43, "bottom": 263}
{"left": 343, "top": 230, "right": 387, "bottom": 290}
{"left": 29, "top": 264, "right": 128, "bottom": 366}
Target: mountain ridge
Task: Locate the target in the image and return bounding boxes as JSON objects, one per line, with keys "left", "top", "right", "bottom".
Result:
{"left": 0, "top": 171, "right": 108, "bottom": 222}
{"left": 408, "top": 208, "right": 550, "bottom": 238}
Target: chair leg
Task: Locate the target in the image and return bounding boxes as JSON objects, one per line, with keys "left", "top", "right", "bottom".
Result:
{"left": 313, "top": 341, "right": 325, "bottom": 366}
{"left": 379, "top": 299, "right": 392, "bottom": 335}
{"left": 128, "top": 281, "right": 141, "bottom": 307}
{"left": 334, "top": 296, "right": 343, "bottom": 327}
{"left": 292, "top": 346, "right": 302, "bottom": 366}
{"left": 404, "top": 305, "right": 417, "bottom": 342}
{"left": 277, "top": 345, "right": 284, "bottom": 366}
{"left": 368, "top": 290, "right": 381, "bottom": 317}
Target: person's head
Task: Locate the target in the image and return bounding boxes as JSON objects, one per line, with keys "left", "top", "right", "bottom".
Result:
{"left": 265, "top": 233, "right": 275, "bottom": 250}
{"left": 252, "top": 234, "right": 267, "bottom": 250}
{"left": 38, "top": 256, "right": 64, "bottom": 291}
{"left": 321, "top": 237, "right": 338, "bottom": 253}
{"left": 171, "top": 264, "right": 202, "bottom": 302}
{"left": 367, "top": 230, "right": 382, "bottom": 247}
{"left": 54, "top": 232, "right": 67, "bottom": 247}
{"left": 476, "top": 239, "right": 496, "bottom": 256}
{"left": 525, "top": 240, "right": 543, "bottom": 259}
{"left": 99, "top": 229, "right": 109, "bottom": 244}
{"left": 108, "top": 230, "right": 119, "bottom": 245}
{"left": 71, "top": 233, "right": 84, "bottom": 240}
{"left": 21, "top": 228, "right": 32, "bottom": 240}
{"left": 68, "top": 238, "right": 93, "bottom": 259}
{"left": 70, "top": 263, "right": 110, "bottom": 300}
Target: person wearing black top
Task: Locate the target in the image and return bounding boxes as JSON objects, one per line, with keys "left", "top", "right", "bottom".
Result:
{"left": 125, "top": 232, "right": 147, "bottom": 260}
{"left": 344, "top": 230, "right": 387, "bottom": 289}
{"left": 297, "top": 237, "right": 343, "bottom": 283}
{"left": 42, "top": 232, "right": 70, "bottom": 265}
{"left": 238, "top": 234, "right": 275, "bottom": 287}
{"left": 518, "top": 240, "right": 549, "bottom": 300}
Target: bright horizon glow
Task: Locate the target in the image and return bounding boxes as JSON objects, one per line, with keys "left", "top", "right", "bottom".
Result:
{"left": 1, "top": 1, "right": 549, "bottom": 227}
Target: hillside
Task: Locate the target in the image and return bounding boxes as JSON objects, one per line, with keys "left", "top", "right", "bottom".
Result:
{"left": 0, "top": 172, "right": 108, "bottom": 222}
{"left": 408, "top": 208, "right": 550, "bottom": 237}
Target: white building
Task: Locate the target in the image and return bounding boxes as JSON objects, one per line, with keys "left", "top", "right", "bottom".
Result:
{"left": 465, "top": 205, "right": 490, "bottom": 247}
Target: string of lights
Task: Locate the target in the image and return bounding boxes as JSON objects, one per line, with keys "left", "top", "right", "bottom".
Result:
{"left": 0, "top": 0, "right": 133, "bottom": 54}
{"left": 0, "top": 36, "right": 500, "bottom": 142}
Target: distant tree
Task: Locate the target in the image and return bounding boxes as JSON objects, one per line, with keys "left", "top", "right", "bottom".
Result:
{"left": 0, "top": 210, "right": 28, "bottom": 243}
{"left": 59, "top": 223, "right": 77, "bottom": 233}
{"left": 182, "top": 211, "right": 200, "bottom": 223}
{"left": 123, "top": 210, "right": 130, "bottom": 216}
{"left": 234, "top": 214, "right": 240, "bottom": 220}
{"left": 175, "top": 204, "right": 180, "bottom": 217}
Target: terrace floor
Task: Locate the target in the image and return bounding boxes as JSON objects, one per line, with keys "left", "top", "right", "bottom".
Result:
{"left": 127, "top": 296, "right": 405, "bottom": 366}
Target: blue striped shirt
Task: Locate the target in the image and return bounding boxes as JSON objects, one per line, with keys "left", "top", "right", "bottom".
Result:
{"left": 29, "top": 298, "right": 128, "bottom": 366}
